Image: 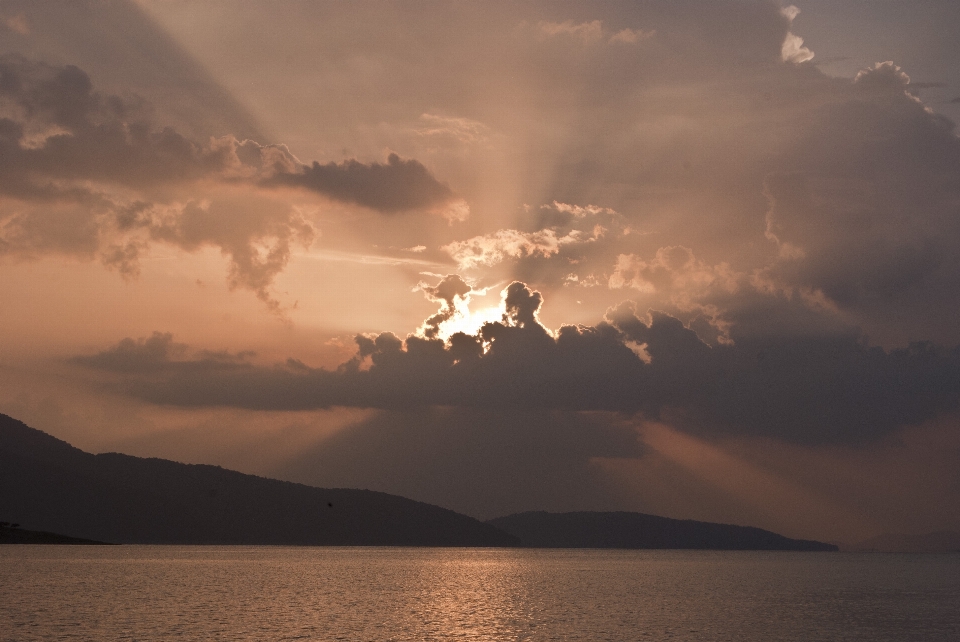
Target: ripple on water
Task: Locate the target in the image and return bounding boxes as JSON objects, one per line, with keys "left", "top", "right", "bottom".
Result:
{"left": 2, "top": 547, "right": 959, "bottom": 641}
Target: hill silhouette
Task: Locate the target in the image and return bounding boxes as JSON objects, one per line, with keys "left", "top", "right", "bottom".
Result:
{"left": 0, "top": 414, "right": 518, "bottom": 546}
{"left": 2, "top": 413, "right": 838, "bottom": 550}
{"left": 487, "top": 511, "right": 838, "bottom": 551}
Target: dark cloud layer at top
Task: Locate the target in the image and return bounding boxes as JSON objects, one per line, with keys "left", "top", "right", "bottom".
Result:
{"left": 0, "top": 55, "right": 230, "bottom": 193}
{"left": 0, "top": 54, "right": 457, "bottom": 209}
{"left": 74, "top": 282, "right": 960, "bottom": 445}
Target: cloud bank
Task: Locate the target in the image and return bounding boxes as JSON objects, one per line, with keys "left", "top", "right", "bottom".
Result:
{"left": 74, "top": 281, "right": 960, "bottom": 445}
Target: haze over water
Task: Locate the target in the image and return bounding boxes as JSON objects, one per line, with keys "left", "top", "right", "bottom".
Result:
{"left": 3, "top": 547, "right": 959, "bottom": 641}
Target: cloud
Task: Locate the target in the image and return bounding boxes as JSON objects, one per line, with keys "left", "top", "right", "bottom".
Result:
{"left": 482, "top": 8, "right": 960, "bottom": 346}
{"left": 73, "top": 282, "right": 960, "bottom": 445}
{"left": 266, "top": 153, "right": 465, "bottom": 216}
{"left": 135, "top": 198, "right": 316, "bottom": 310}
{"left": 756, "top": 60, "right": 960, "bottom": 344}
{"left": 609, "top": 28, "right": 655, "bottom": 44}
{"left": 779, "top": 6, "right": 813, "bottom": 64}
{"left": 0, "top": 56, "right": 460, "bottom": 212}
{"left": 415, "top": 274, "right": 474, "bottom": 339}
{"left": 548, "top": 201, "right": 617, "bottom": 217}
{"left": 70, "top": 331, "right": 253, "bottom": 374}
{"left": 609, "top": 246, "right": 737, "bottom": 297}
{"left": 853, "top": 60, "right": 911, "bottom": 91}
{"left": 2, "top": 12, "right": 29, "bottom": 36}
{"left": 607, "top": 302, "right": 960, "bottom": 444}
{"left": 99, "top": 239, "right": 145, "bottom": 279}
{"left": 71, "top": 332, "right": 186, "bottom": 373}
{"left": 536, "top": 19, "right": 654, "bottom": 46}
{"left": 443, "top": 228, "right": 584, "bottom": 270}
{"left": 415, "top": 113, "right": 490, "bottom": 146}
{"left": 608, "top": 246, "right": 741, "bottom": 341}
{"left": 442, "top": 200, "right": 622, "bottom": 273}
{"left": 0, "top": 55, "right": 235, "bottom": 192}
{"left": 0, "top": 55, "right": 465, "bottom": 307}
{"left": 537, "top": 20, "right": 604, "bottom": 43}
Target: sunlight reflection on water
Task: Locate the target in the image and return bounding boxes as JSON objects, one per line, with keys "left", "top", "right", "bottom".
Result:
{"left": 2, "top": 547, "right": 959, "bottom": 641}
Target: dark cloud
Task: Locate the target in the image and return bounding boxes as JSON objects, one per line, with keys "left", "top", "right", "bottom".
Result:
{"left": 608, "top": 302, "right": 960, "bottom": 444}
{"left": 761, "top": 61, "right": 960, "bottom": 343}
{"left": 0, "top": 55, "right": 458, "bottom": 211}
{"left": 0, "top": 55, "right": 233, "bottom": 191}
{"left": 74, "top": 282, "right": 960, "bottom": 445}
{"left": 70, "top": 331, "right": 254, "bottom": 374}
{"left": 268, "top": 153, "right": 457, "bottom": 213}
{"left": 99, "top": 239, "right": 145, "bottom": 279}
{"left": 71, "top": 332, "right": 187, "bottom": 374}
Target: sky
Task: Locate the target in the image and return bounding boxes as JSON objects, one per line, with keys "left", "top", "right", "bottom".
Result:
{"left": 1, "top": 0, "right": 959, "bottom": 544}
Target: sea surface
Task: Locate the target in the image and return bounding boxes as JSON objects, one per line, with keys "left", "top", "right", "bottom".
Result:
{"left": 2, "top": 546, "right": 958, "bottom": 641}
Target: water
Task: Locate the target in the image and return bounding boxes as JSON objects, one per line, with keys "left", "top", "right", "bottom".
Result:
{"left": 2, "top": 547, "right": 958, "bottom": 641}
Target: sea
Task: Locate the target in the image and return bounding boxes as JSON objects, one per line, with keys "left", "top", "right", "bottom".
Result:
{"left": 2, "top": 546, "right": 958, "bottom": 641}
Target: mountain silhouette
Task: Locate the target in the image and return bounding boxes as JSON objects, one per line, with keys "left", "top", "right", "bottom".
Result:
{"left": 2, "top": 413, "right": 837, "bottom": 550}
{"left": 0, "top": 414, "right": 517, "bottom": 546}
{"left": 487, "top": 511, "right": 838, "bottom": 551}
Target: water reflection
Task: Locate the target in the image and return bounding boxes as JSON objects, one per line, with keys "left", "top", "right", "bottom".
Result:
{"left": 411, "top": 549, "right": 529, "bottom": 639}
{"left": 1, "top": 547, "right": 959, "bottom": 641}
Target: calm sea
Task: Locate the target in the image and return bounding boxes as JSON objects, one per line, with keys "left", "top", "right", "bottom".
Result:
{"left": 2, "top": 546, "right": 958, "bottom": 641}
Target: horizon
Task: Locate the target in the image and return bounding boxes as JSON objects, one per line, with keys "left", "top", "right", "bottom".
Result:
{"left": 2, "top": 410, "right": 955, "bottom": 551}
{"left": 2, "top": 0, "right": 960, "bottom": 546}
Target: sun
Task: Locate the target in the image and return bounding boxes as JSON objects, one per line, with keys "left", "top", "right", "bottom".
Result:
{"left": 433, "top": 300, "right": 503, "bottom": 341}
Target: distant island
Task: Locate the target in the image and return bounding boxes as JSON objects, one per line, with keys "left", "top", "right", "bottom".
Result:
{"left": 488, "top": 511, "right": 838, "bottom": 551}
{"left": 2, "top": 413, "right": 835, "bottom": 550}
